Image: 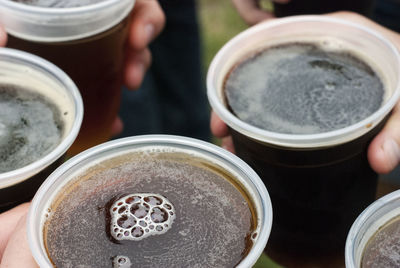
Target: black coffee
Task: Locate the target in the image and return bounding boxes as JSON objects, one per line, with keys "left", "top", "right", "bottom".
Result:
{"left": 44, "top": 151, "right": 257, "bottom": 267}
{"left": 224, "top": 43, "right": 384, "bottom": 134}
{"left": 0, "top": 84, "right": 63, "bottom": 173}
{"left": 11, "top": 0, "right": 107, "bottom": 8}
{"left": 362, "top": 215, "right": 400, "bottom": 268}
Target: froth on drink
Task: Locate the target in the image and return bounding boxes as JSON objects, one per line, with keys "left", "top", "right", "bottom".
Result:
{"left": 207, "top": 16, "right": 400, "bottom": 263}
{"left": 346, "top": 190, "right": 400, "bottom": 268}
{"left": 0, "top": 0, "right": 135, "bottom": 155}
{"left": 28, "top": 136, "right": 273, "bottom": 267}
{"left": 0, "top": 47, "right": 82, "bottom": 212}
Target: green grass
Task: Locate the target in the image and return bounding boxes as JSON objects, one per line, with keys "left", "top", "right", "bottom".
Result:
{"left": 198, "top": 0, "right": 247, "bottom": 70}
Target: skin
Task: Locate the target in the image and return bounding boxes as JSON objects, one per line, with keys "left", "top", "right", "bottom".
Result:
{"left": 213, "top": 7, "right": 400, "bottom": 175}
{"left": 0, "top": 0, "right": 165, "bottom": 266}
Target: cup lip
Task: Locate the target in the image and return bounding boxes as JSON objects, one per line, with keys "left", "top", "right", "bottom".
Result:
{"left": 207, "top": 15, "right": 400, "bottom": 149}
{"left": 0, "top": 47, "right": 83, "bottom": 188}
{"left": 345, "top": 189, "right": 400, "bottom": 268}
{"left": 0, "top": 0, "right": 124, "bottom": 14}
{"left": 27, "top": 135, "right": 273, "bottom": 268}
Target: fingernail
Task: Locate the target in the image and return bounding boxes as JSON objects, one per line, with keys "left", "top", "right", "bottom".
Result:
{"left": 383, "top": 139, "right": 400, "bottom": 168}
{"left": 145, "top": 24, "right": 155, "bottom": 43}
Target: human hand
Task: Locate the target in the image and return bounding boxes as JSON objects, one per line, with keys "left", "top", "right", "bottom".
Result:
{"left": 0, "top": 203, "right": 38, "bottom": 268}
{"left": 124, "top": 0, "right": 165, "bottom": 90}
{"left": 0, "top": 25, "right": 6, "bottom": 47}
{"left": 111, "top": 0, "right": 165, "bottom": 136}
{"left": 210, "top": 11, "right": 400, "bottom": 174}
{"left": 231, "top": 0, "right": 290, "bottom": 25}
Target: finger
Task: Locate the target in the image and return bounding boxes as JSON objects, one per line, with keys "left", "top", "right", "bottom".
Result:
{"left": 1, "top": 214, "right": 38, "bottom": 268}
{"left": 128, "top": 0, "right": 166, "bottom": 51}
{"left": 111, "top": 116, "right": 124, "bottom": 137}
{"left": 0, "top": 203, "right": 30, "bottom": 259}
{"left": 210, "top": 111, "right": 229, "bottom": 138}
{"left": 124, "top": 47, "right": 152, "bottom": 90}
{"left": 327, "top": 12, "right": 400, "bottom": 50}
{"left": 221, "top": 136, "right": 236, "bottom": 154}
{"left": 368, "top": 104, "right": 400, "bottom": 174}
{"left": 0, "top": 25, "right": 7, "bottom": 47}
{"left": 232, "top": 0, "right": 275, "bottom": 25}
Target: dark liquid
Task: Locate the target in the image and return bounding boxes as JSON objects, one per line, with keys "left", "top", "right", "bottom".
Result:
{"left": 0, "top": 83, "right": 67, "bottom": 212}
{"left": 10, "top": 0, "right": 107, "bottom": 8}
{"left": 224, "top": 43, "right": 385, "bottom": 261}
{"left": 273, "top": 0, "right": 376, "bottom": 18}
{"left": 7, "top": 17, "right": 130, "bottom": 155}
{"left": 0, "top": 84, "right": 64, "bottom": 172}
{"left": 225, "top": 43, "right": 384, "bottom": 134}
{"left": 44, "top": 151, "right": 257, "bottom": 267}
{"left": 362, "top": 215, "right": 400, "bottom": 268}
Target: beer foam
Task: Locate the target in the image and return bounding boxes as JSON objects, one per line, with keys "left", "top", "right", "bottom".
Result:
{"left": 45, "top": 152, "right": 255, "bottom": 267}
{"left": 110, "top": 193, "right": 176, "bottom": 241}
{"left": 362, "top": 216, "right": 400, "bottom": 267}
{"left": 0, "top": 85, "right": 63, "bottom": 173}
{"left": 112, "top": 256, "right": 131, "bottom": 268}
{"left": 11, "top": 0, "right": 107, "bottom": 8}
{"left": 225, "top": 43, "right": 384, "bottom": 134}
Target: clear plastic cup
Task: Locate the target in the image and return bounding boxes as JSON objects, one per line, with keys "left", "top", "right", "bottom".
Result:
{"left": 207, "top": 15, "right": 400, "bottom": 258}
{"left": 28, "top": 135, "right": 273, "bottom": 267}
{"left": 0, "top": 47, "right": 83, "bottom": 212}
{"left": 0, "top": 0, "right": 135, "bottom": 154}
{"left": 346, "top": 190, "right": 400, "bottom": 268}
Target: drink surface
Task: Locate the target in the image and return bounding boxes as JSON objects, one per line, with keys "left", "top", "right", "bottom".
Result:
{"left": 224, "top": 42, "right": 384, "bottom": 134}
{"left": 0, "top": 84, "right": 63, "bottom": 173}
{"left": 44, "top": 151, "right": 256, "bottom": 267}
{"left": 361, "top": 215, "right": 400, "bottom": 268}
{"left": 10, "top": 0, "right": 107, "bottom": 8}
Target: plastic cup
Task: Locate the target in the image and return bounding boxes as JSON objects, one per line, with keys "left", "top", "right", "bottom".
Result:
{"left": 0, "top": 0, "right": 135, "bottom": 154}
{"left": 346, "top": 190, "right": 400, "bottom": 267}
{"left": 28, "top": 135, "right": 273, "bottom": 267}
{"left": 0, "top": 47, "right": 83, "bottom": 212}
{"left": 207, "top": 15, "right": 400, "bottom": 257}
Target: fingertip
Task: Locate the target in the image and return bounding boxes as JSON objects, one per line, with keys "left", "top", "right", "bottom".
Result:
{"left": 210, "top": 112, "right": 229, "bottom": 138}
{"left": 124, "top": 61, "right": 145, "bottom": 90}
{"left": 368, "top": 134, "right": 400, "bottom": 174}
{"left": 0, "top": 25, "right": 7, "bottom": 47}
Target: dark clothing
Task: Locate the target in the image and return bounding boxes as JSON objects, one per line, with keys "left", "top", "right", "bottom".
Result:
{"left": 117, "top": 0, "right": 210, "bottom": 141}
{"left": 273, "top": 0, "right": 376, "bottom": 17}
{"left": 374, "top": 0, "right": 400, "bottom": 32}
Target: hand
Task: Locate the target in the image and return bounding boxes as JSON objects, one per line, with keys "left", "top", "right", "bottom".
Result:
{"left": 0, "top": 203, "right": 38, "bottom": 268}
{"left": 124, "top": 0, "right": 165, "bottom": 90}
{"left": 231, "top": 0, "right": 290, "bottom": 25}
{"left": 0, "top": 25, "right": 6, "bottom": 47}
{"left": 210, "top": 11, "right": 400, "bottom": 174}
{"left": 114, "top": 0, "right": 166, "bottom": 136}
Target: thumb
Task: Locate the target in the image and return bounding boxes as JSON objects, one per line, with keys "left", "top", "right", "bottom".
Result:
{"left": 0, "top": 214, "right": 38, "bottom": 268}
{"left": 0, "top": 25, "right": 7, "bottom": 47}
{"left": 368, "top": 104, "right": 400, "bottom": 174}
{"left": 232, "top": 0, "right": 275, "bottom": 26}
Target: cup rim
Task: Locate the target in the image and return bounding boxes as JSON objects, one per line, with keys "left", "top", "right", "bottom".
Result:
{"left": 207, "top": 15, "right": 400, "bottom": 148}
{"left": 0, "top": 0, "right": 123, "bottom": 14}
{"left": 0, "top": 47, "right": 83, "bottom": 188}
{"left": 27, "top": 135, "right": 273, "bottom": 268}
{"left": 345, "top": 189, "right": 400, "bottom": 267}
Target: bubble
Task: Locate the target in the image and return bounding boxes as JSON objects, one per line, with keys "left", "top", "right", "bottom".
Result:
{"left": 132, "top": 227, "right": 144, "bottom": 238}
{"left": 144, "top": 196, "right": 162, "bottom": 206}
{"left": 130, "top": 203, "right": 150, "bottom": 219}
{"left": 151, "top": 207, "right": 168, "bottom": 223}
{"left": 117, "top": 215, "right": 136, "bottom": 229}
{"left": 109, "top": 193, "right": 176, "bottom": 241}
{"left": 112, "top": 255, "right": 132, "bottom": 268}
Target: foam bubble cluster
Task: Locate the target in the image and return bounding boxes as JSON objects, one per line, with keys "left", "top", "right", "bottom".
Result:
{"left": 110, "top": 193, "right": 175, "bottom": 241}
{"left": 112, "top": 256, "right": 131, "bottom": 268}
